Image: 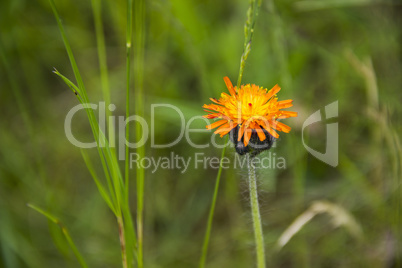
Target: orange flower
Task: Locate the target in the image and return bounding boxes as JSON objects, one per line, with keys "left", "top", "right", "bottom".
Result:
{"left": 203, "top": 76, "right": 297, "bottom": 151}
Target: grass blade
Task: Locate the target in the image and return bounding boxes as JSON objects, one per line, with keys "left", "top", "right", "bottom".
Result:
{"left": 91, "top": 0, "right": 111, "bottom": 111}
{"left": 49, "top": 2, "right": 136, "bottom": 267}
{"left": 199, "top": 138, "right": 227, "bottom": 268}
{"left": 133, "top": 0, "right": 146, "bottom": 267}
{"left": 81, "top": 149, "right": 117, "bottom": 214}
{"left": 27, "top": 204, "right": 89, "bottom": 268}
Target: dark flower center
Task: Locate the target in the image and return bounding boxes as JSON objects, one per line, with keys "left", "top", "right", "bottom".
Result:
{"left": 229, "top": 125, "right": 276, "bottom": 156}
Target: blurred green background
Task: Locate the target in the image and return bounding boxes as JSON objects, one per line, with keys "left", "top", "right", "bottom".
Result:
{"left": 0, "top": 0, "right": 401, "bottom": 267}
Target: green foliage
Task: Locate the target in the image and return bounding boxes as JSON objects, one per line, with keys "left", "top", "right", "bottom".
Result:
{"left": 0, "top": 0, "right": 400, "bottom": 267}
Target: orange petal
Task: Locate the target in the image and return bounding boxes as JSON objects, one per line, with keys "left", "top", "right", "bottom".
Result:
{"left": 209, "top": 98, "right": 221, "bottom": 104}
{"left": 214, "top": 123, "right": 237, "bottom": 134}
{"left": 266, "top": 84, "right": 281, "bottom": 100}
{"left": 219, "top": 128, "right": 233, "bottom": 137}
{"left": 206, "top": 119, "right": 227, "bottom": 130}
{"left": 244, "top": 129, "right": 252, "bottom": 147}
{"left": 203, "top": 115, "right": 215, "bottom": 119}
{"left": 277, "top": 99, "right": 293, "bottom": 109}
{"left": 238, "top": 124, "right": 245, "bottom": 141}
{"left": 260, "top": 121, "right": 279, "bottom": 138}
{"left": 203, "top": 112, "right": 220, "bottom": 119}
{"left": 215, "top": 122, "right": 237, "bottom": 138}
{"left": 276, "top": 121, "right": 291, "bottom": 133}
{"left": 203, "top": 104, "right": 223, "bottom": 110}
{"left": 255, "top": 125, "right": 266, "bottom": 141}
{"left": 214, "top": 123, "right": 230, "bottom": 134}
{"left": 278, "top": 111, "right": 298, "bottom": 119}
{"left": 224, "top": 76, "right": 236, "bottom": 96}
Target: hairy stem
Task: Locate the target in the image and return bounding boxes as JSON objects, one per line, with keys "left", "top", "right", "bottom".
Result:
{"left": 247, "top": 154, "right": 266, "bottom": 268}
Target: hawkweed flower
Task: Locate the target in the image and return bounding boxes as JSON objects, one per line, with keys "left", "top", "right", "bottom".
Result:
{"left": 203, "top": 77, "right": 297, "bottom": 156}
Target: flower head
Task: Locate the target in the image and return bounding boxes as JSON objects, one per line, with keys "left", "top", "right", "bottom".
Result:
{"left": 203, "top": 76, "right": 297, "bottom": 155}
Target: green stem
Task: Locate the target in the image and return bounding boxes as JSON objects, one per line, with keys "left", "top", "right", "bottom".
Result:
{"left": 237, "top": 0, "right": 261, "bottom": 88}
{"left": 199, "top": 137, "right": 228, "bottom": 268}
{"left": 123, "top": 1, "right": 140, "bottom": 267}
{"left": 91, "top": 0, "right": 111, "bottom": 115}
{"left": 134, "top": 0, "right": 146, "bottom": 267}
{"left": 124, "top": 0, "right": 133, "bottom": 203}
{"left": 247, "top": 154, "right": 266, "bottom": 268}
{"left": 117, "top": 216, "right": 128, "bottom": 268}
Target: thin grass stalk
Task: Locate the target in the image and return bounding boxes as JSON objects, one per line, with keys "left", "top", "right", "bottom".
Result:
{"left": 57, "top": 71, "right": 127, "bottom": 265}
{"left": 199, "top": 139, "right": 228, "bottom": 268}
{"left": 27, "top": 204, "right": 88, "bottom": 268}
{"left": 120, "top": 3, "right": 139, "bottom": 264}
{"left": 54, "top": 70, "right": 119, "bottom": 210}
{"left": 81, "top": 149, "right": 117, "bottom": 214}
{"left": 55, "top": 39, "right": 130, "bottom": 268}
{"left": 91, "top": 0, "right": 117, "bottom": 158}
{"left": 133, "top": 0, "right": 146, "bottom": 267}
{"left": 121, "top": 200, "right": 136, "bottom": 268}
{"left": 247, "top": 155, "right": 266, "bottom": 268}
{"left": 122, "top": 0, "right": 137, "bottom": 264}
{"left": 237, "top": 0, "right": 261, "bottom": 88}
{"left": 49, "top": 2, "right": 133, "bottom": 267}
{"left": 117, "top": 216, "right": 128, "bottom": 268}
{"left": 125, "top": 0, "right": 133, "bottom": 196}
{"left": 91, "top": 0, "right": 111, "bottom": 115}
{"left": 50, "top": 1, "right": 120, "bottom": 214}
